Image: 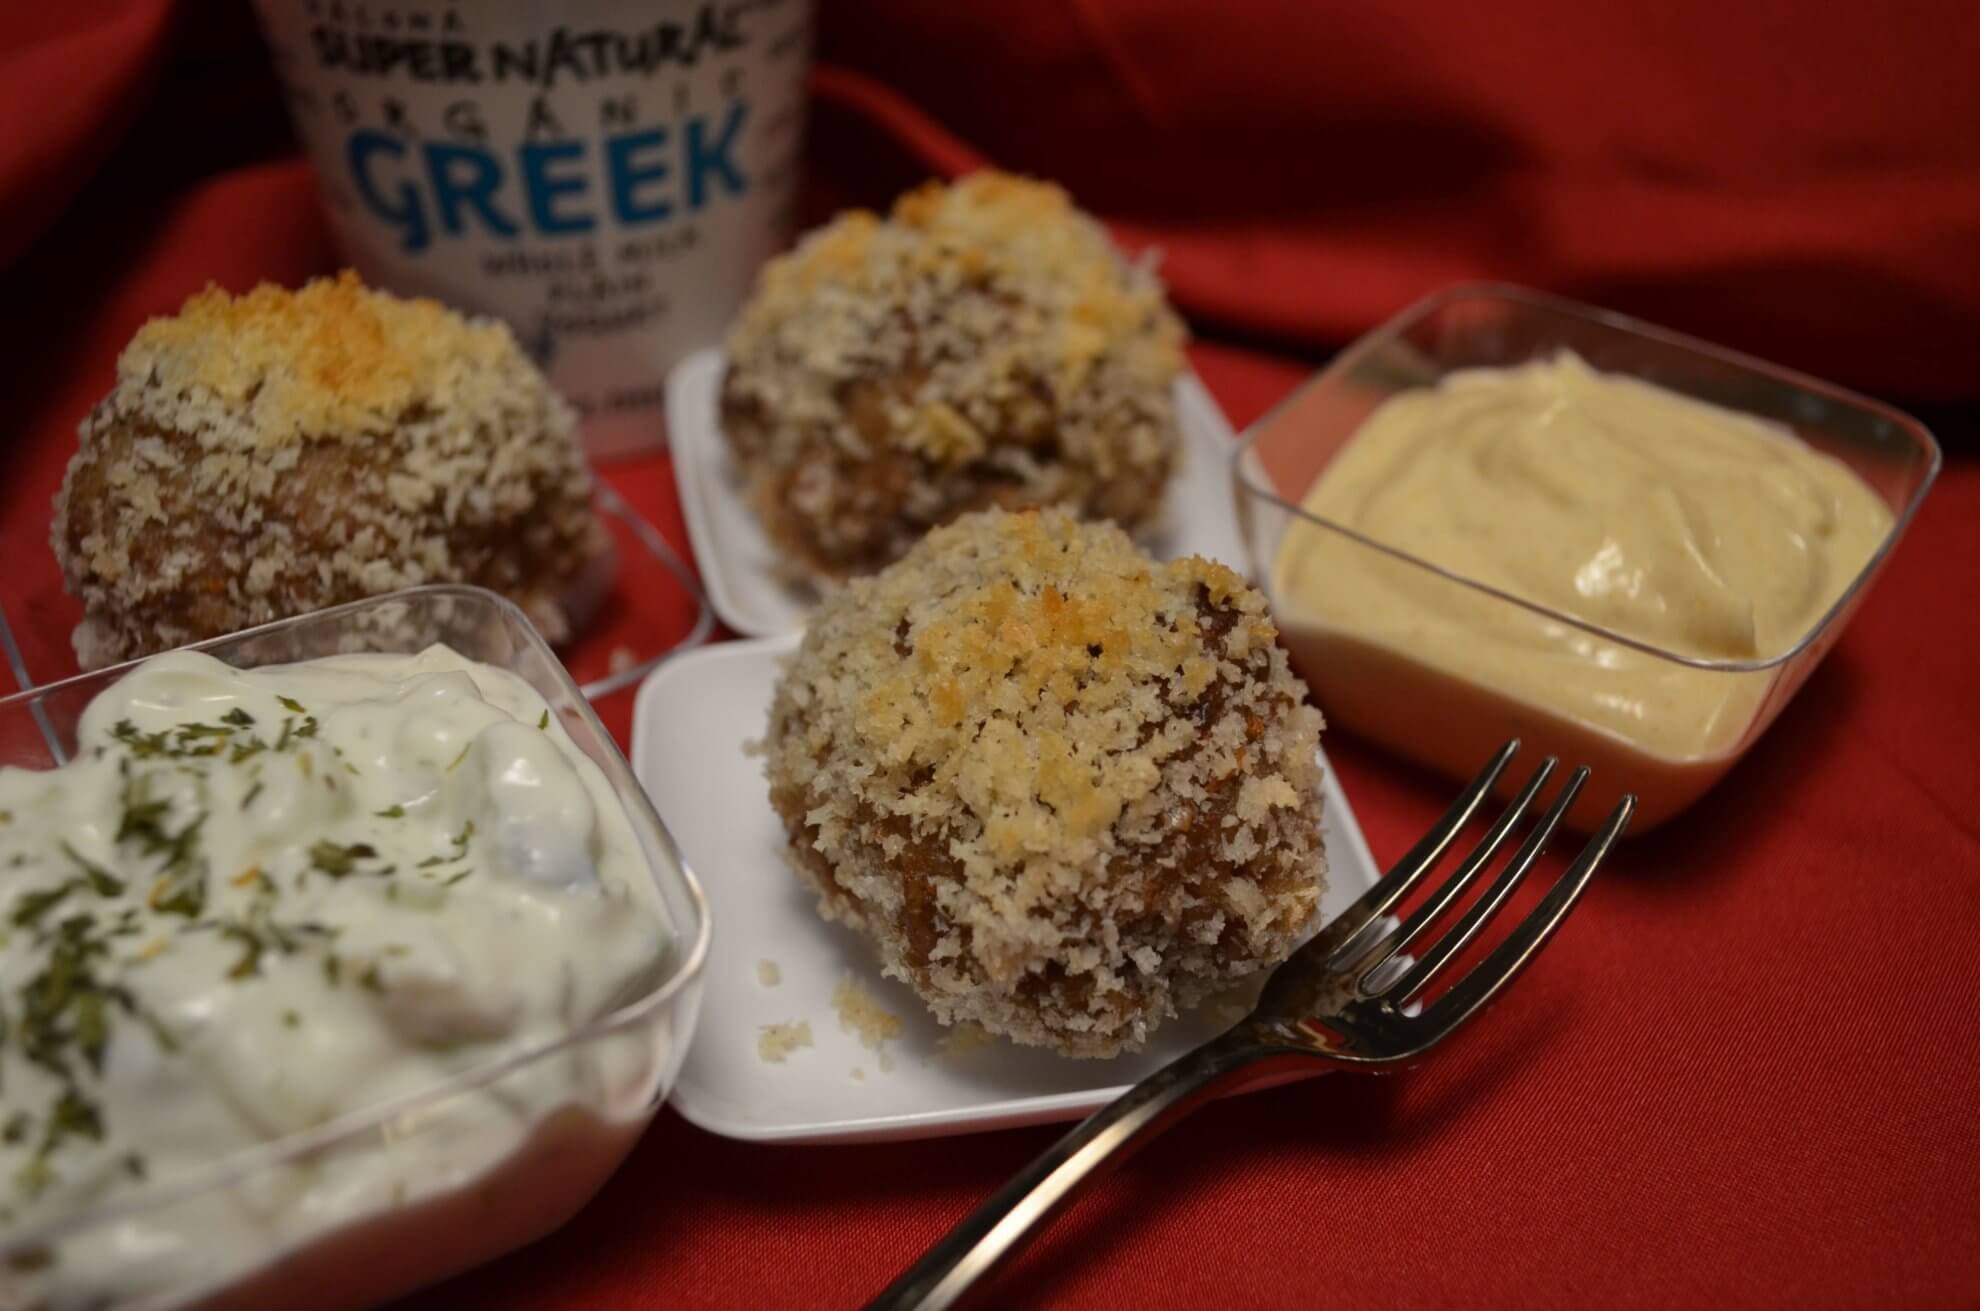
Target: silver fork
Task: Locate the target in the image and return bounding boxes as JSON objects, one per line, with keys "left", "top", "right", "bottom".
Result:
{"left": 866, "top": 741, "right": 1634, "bottom": 1310}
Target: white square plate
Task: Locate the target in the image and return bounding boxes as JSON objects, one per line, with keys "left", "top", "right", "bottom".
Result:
{"left": 665, "top": 348, "right": 1251, "bottom": 639}
{"left": 631, "top": 633, "right": 1380, "bottom": 1144}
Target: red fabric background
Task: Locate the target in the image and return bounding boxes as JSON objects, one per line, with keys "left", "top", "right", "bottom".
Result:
{"left": 2, "top": 3, "right": 1977, "bottom": 1308}
{"left": 813, "top": 0, "right": 1980, "bottom": 403}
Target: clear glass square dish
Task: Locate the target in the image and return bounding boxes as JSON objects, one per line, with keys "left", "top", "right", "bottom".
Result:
{"left": 1232, "top": 284, "right": 1941, "bottom": 831}
{"left": 0, "top": 587, "right": 710, "bottom": 1310}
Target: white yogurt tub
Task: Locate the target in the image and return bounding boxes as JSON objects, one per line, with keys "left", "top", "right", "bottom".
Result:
{"left": 0, "top": 588, "right": 709, "bottom": 1310}
{"left": 251, "top": 0, "right": 814, "bottom": 461}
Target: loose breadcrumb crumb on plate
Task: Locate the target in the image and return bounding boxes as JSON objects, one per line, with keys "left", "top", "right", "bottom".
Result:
{"left": 757, "top": 1020, "right": 812, "bottom": 1063}
{"left": 937, "top": 1022, "right": 994, "bottom": 1059}
{"left": 833, "top": 974, "right": 905, "bottom": 1049}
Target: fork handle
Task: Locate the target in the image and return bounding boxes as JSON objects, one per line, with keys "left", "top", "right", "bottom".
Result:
{"left": 864, "top": 1028, "right": 1304, "bottom": 1310}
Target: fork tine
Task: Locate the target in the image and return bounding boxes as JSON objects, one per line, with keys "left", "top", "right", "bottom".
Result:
{"left": 1385, "top": 765, "right": 1588, "bottom": 1001}
{"left": 1345, "top": 756, "right": 1557, "bottom": 990}
{"left": 1407, "top": 792, "right": 1634, "bottom": 1052}
{"left": 1317, "top": 738, "right": 1520, "bottom": 966}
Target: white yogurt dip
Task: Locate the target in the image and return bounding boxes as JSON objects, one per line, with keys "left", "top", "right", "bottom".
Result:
{"left": 0, "top": 647, "right": 671, "bottom": 1309}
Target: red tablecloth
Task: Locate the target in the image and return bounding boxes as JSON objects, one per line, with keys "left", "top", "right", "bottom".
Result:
{"left": 2, "top": 4, "right": 1977, "bottom": 1308}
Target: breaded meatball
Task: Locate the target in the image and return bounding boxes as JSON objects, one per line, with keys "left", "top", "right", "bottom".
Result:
{"left": 721, "top": 172, "right": 1185, "bottom": 580}
{"left": 52, "top": 272, "right": 611, "bottom": 669}
{"left": 762, "top": 509, "right": 1326, "bottom": 1058}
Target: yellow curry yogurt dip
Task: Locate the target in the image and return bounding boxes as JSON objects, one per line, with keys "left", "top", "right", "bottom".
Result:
{"left": 1271, "top": 352, "right": 1892, "bottom": 827}
{"left": 0, "top": 646, "right": 669, "bottom": 1309}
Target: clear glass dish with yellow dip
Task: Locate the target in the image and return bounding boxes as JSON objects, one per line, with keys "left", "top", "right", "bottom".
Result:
{"left": 1232, "top": 284, "right": 1940, "bottom": 831}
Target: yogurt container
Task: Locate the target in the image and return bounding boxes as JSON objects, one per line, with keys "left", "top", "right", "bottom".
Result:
{"left": 253, "top": 0, "right": 812, "bottom": 461}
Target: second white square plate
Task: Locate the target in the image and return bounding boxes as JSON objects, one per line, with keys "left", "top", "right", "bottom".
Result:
{"left": 631, "top": 633, "right": 1379, "bottom": 1144}
{"left": 665, "top": 348, "right": 1250, "bottom": 639}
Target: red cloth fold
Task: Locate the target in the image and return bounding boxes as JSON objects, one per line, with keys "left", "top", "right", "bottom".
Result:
{"left": 1, "top": 4, "right": 1976, "bottom": 1308}
{"left": 813, "top": 0, "right": 1980, "bottom": 402}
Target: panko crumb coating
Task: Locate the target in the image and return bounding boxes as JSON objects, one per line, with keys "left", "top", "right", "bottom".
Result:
{"left": 52, "top": 272, "right": 611, "bottom": 669}
{"left": 763, "top": 509, "right": 1326, "bottom": 1058}
{"left": 720, "top": 171, "right": 1186, "bottom": 579}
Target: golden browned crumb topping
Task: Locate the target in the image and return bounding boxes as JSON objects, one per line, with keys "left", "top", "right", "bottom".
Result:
{"left": 51, "top": 272, "right": 609, "bottom": 668}
{"left": 721, "top": 171, "right": 1185, "bottom": 578}
{"left": 764, "top": 509, "right": 1326, "bottom": 1058}
{"left": 116, "top": 270, "right": 527, "bottom": 449}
